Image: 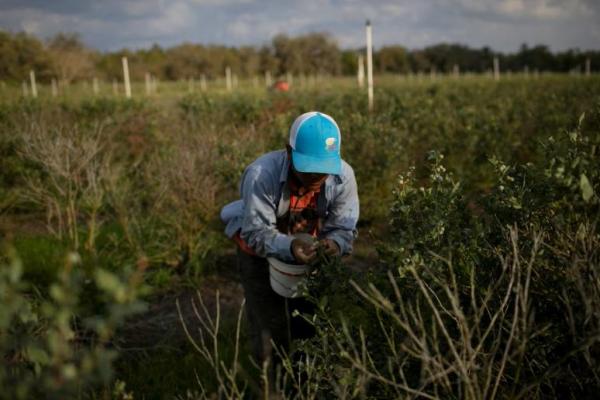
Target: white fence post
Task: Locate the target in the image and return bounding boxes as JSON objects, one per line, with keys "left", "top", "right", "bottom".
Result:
{"left": 145, "top": 73, "right": 151, "bottom": 95}
{"left": 51, "top": 78, "right": 58, "bottom": 97}
{"left": 365, "top": 20, "right": 374, "bottom": 111}
{"left": 152, "top": 76, "right": 158, "bottom": 94}
{"left": 357, "top": 53, "right": 365, "bottom": 88}
{"left": 29, "top": 70, "right": 38, "bottom": 98}
{"left": 226, "top": 67, "right": 232, "bottom": 91}
{"left": 493, "top": 57, "right": 500, "bottom": 81}
{"left": 122, "top": 57, "right": 131, "bottom": 98}
{"left": 93, "top": 77, "right": 99, "bottom": 95}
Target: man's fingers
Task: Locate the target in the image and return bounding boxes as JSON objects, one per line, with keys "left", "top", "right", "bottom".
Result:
{"left": 298, "top": 245, "right": 316, "bottom": 259}
{"left": 292, "top": 239, "right": 318, "bottom": 264}
{"left": 319, "top": 239, "right": 340, "bottom": 257}
{"left": 303, "top": 244, "right": 318, "bottom": 263}
{"left": 324, "top": 245, "right": 338, "bottom": 256}
{"left": 293, "top": 238, "right": 342, "bottom": 264}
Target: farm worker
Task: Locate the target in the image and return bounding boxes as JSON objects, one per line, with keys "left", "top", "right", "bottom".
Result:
{"left": 220, "top": 111, "right": 359, "bottom": 375}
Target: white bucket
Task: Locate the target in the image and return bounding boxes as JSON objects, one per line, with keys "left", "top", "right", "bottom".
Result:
{"left": 267, "top": 234, "right": 313, "bottom": 298}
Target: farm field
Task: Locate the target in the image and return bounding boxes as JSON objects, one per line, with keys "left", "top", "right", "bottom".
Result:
{"left": 1, "top": 75, "right": 599, "bottom": 398}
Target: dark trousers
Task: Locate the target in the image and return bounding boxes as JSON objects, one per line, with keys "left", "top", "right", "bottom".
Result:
{"left": 237, "top": 249, "right": 315, "bottom": 375}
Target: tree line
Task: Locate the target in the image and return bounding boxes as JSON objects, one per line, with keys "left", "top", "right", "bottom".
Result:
{"left": 1, "top": 30, "right": 598, "bottom": 83}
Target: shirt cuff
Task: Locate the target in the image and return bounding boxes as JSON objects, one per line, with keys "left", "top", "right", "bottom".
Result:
{"left": 273, "top": 233, "right": 295, "bottom": 262}
{"left": 325, "top": 233, "right": 348, "bottom": 256}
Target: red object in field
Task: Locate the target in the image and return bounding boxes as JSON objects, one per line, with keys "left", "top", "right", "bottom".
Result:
{"left": 273, "top": 80, "right": 290, "bottom": 92}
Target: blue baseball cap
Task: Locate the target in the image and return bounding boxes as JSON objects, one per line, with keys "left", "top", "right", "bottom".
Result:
{"left": 289, "top": 111, "right": 342, "bottom": 175}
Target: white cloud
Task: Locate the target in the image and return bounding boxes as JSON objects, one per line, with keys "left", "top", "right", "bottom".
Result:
{"left": 190, "top": 0, "right": 255, "bottom": 5}
{"left": 120, "top": 0, "right": 165, "bottom": 17}
{"left": 226, "top": 13, "right": 316, "bottom": 42}
{"left": 459, "top": 0, "right": 589, "bottom": 20}
{"left": 0, "top": 0, "right": 598, "bottom": 51}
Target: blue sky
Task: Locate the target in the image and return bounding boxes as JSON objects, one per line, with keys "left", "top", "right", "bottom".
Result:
{"left": 0, "top": 0, "right": 598, "bottom": 52}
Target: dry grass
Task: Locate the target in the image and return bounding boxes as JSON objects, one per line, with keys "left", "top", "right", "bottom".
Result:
{"left": 18, "top": 122, "right": 115, "bottom": 250}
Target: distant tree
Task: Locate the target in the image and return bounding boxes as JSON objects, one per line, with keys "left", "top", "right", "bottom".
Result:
{"left": 0, "top": 30, "right": 53, "bottom": 82}
{"left": 136, "top": 43, "right": 167, "bottom": 78}
{"left": 272, "top": 33, "right": 341, "bottom": 76}
{"left": 376, "top": 46, "right": 410, "bottom": 74}
{"left": 95, "top": 51, "right": 125, "bottom": 81}
{"left": 409, "top": 50, "right": 431, "bottom": 73}
{"left": 258, "top": 45, "right": 279, "bottom": 75}
{"left": 511, "top": 43, "right": 554, "bottom": 72}
{"left": 340, "top": 49, "right": 359, "bottom": 76}
{"left": 163, "top": 43, "right": 208, "bottom": 80}
{"left": 238, "top": 46, "right": 260, "bottom": 77}
{"left": 47, "top": 32, "right": 96, "bottom": 82}
{"left": 2, "top": 29, "right": 599, "bottom": 83}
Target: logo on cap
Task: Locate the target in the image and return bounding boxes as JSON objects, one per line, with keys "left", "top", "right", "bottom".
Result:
{"left": 325, "top": 137, "right": 337, "bottom": 151}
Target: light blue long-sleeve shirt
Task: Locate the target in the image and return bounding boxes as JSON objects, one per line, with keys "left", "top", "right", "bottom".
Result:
{"left": 222, "top": 150, "right": 359, "bottom": 262}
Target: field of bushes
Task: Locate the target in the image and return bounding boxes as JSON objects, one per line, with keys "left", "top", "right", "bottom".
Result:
{"left": 1, "top": 75, "right": 599, "bottom": 399}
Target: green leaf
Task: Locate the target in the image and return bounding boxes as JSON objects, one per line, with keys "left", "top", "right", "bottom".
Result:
{"left": 27, "top": 346, "right": 50, "bottom": 366}
{"left": 578, "top": 112, "right": 586, "bottom": 129}
{"left": 95, "top": 269, "right": 122, "bottom": 294}
{"left": 9, "top": 257, "right": 23, "bottom": 284}
{"left": 580, "top": 174, "right": 594, "bottom": 202}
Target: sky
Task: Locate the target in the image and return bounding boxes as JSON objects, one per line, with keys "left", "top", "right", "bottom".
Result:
{"left": 0, "top": 0, "right": 599, "bottom": 52}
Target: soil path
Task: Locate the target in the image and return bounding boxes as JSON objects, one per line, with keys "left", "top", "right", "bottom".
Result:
{"left": 116, "top": 244, "right": 375, "bottom": 352}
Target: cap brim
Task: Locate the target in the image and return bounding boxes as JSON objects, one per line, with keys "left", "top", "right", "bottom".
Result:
{"left": 292, "top": 151, "right": 341, "bottom": 175}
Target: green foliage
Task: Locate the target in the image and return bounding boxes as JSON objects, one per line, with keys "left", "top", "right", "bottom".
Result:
{"left": 0, "top": 245, "right": 147, "bottom": 399}
{"left": 1, "top": 76, "right": 600, "bottom": 398}
{"left": 288, "top": 111, "right": 600, "bottom": 399}
{"left": 3, "top": 29, "right": 600, "bottom": 84}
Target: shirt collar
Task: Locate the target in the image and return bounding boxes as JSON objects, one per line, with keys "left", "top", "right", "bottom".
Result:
{"left": 280, "top": 154, "right": 290, "bottom": 183}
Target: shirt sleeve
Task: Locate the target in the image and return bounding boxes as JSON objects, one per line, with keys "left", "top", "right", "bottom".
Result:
{"left": 321, "top": 165, "right": 360, "bottom": 255}
{"left": 238, "top": 166, "right": 295, "bottom": 261}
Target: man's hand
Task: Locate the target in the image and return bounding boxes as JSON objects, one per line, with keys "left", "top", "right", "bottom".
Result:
{"left": 291, "top": 239, "right": 317, "bottom": 264}
{"left": 318, "top": 239, "right": 341, "bottom": 257}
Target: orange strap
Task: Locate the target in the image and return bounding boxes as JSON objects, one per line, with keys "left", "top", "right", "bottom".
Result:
{"left": 233, "top": 231, "right": 258, "bottom": 256}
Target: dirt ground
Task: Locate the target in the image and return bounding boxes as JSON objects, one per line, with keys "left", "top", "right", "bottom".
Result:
{"left": 1, "top": 213, "right": 376, "bottom": 352}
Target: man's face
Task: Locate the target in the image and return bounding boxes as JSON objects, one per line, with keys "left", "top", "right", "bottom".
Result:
{"left": 293, "top": 167, "right": 328, "bottom": 192}
{"left": 287, "top": 144, "right": 328, "bottom": 191}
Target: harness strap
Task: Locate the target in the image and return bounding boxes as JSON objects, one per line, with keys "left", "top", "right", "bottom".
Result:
{"left": 276, "top": 181, "right": 328, "bottom": 219}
